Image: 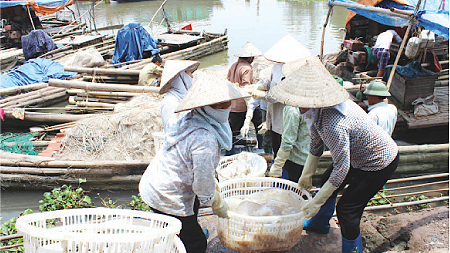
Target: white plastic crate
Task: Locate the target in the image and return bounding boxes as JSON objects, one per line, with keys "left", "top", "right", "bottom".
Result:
{"left": 217, "top": 177, "right": 311, "bottom": 252}
{"left": 152, "top": 131, "right": 165, "bottom": 153}
{"left": 216, "top": 152, "right": 267, "bottom": 182}
{"left": 15, "top": 208, "right": 183, "bottom": 253}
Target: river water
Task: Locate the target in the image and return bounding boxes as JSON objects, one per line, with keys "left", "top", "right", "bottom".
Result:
{"left": 1, "top": 0, "right": 348, "bottom": 223}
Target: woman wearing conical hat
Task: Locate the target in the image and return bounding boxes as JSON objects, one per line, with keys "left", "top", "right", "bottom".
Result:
{"left": 250, "top": 34, "right": 311, "bottom": 161}
{"left": 226, "top": 42, "right": 263, "bottom": 155}
{"left": 139, "top": 69, "right": 249, "bottom": 253}
{"left": 159, "top": 60, "right": 200, "bottom": 130}
{"left": 269, "top": 57, "right": 399, "bottom": 253}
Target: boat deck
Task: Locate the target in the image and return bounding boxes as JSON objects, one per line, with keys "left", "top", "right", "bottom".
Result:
{"left": 398, "top": 86, "right": 449, "bottom": 129}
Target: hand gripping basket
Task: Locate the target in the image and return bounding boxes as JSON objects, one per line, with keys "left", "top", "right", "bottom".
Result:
{"left": 216, "top": 152, "right": 267, "bottom": 182}
{"left": 15, "top": 208, "right": 184, "bottom": 253}
{"left": 217, "top": 177, "right": 311, "bottom": 252}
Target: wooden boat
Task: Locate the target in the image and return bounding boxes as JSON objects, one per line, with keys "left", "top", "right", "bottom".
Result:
{"left": 321, "top": 0, "right": 449, "bottom": 144}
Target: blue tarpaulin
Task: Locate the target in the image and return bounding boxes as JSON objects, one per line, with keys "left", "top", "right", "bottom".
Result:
{"left": 111, "top": 22, "right": 160, "bottom": 65}
{"left": 22, "top": 30, "right": 55, "bottom": 60}
{"left": 0, "top": 0, "right": 70, "bottom": 8}
{"left": 331, "top": 0, "right": 449, "bottom": 38}
{"left": 0, "top": 58, "right": 75, "bottom": 89}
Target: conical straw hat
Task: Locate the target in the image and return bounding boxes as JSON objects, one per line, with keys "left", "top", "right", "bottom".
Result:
{"left": 175, "top": 69, "right": 250, "bottom": 113}
{"left": 269, "top": 56, "right": 349, "bottom": 108}
{"left": 264, "top": 34, "right": 312, "bottom": 63}
{"left": 234, "top": 42, "right": 263, "bottom": 57}
{"left": 159, "top": 60, "right": 200, "bottom": 94}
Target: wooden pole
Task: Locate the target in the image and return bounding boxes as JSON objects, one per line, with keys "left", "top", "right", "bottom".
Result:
{"left": 64, "top": 66, "right": 140, "bottom": 76}
{"left": 386, "top": 0, "right": 422, "bottom": 90}
{"left": 0, "top": 83, "right": 48, "bottom": 96}
{"left": 320, "top": 5, "right": 333, "bottom": 61}
{"left": 2, "top": 111, "right": 89, "bottom": 123}
{"left": 48, "top": 79, "right": 160, "bottom": 93}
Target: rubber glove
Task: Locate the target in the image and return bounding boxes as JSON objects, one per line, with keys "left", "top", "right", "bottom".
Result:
{"left": 256, "top": 80, "right": 267, "bottom": 91}
{"left": 257, "top": 122, "right": 268, "bottom": 135}
{"left": 251, "top": 89, "right": 267, "bottom": 100}
{"left": 269, "top": 148, "right": 290, "bottom": 177}
{"left": 301, "top": 181, "right": 338, "bottom": 218}
{"left": 240, "top": 108, "right": 254, "bottom": 137}
{"left": 212, "top": 188, "right": 229, "bottom": 218}
{"left": 298, "top": 153, "right": 320, "bottom": 191}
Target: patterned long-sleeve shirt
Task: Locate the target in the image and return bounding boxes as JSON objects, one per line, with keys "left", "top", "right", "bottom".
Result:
{"left": 309, "top": 100, "right": 398, "bottom": 188}
{"left": 139, "top": 128, "right": 220, "bottom": 216}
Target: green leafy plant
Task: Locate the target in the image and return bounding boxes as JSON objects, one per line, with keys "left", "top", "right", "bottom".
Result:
{"left": 129, "top": 194, "right": 151, "bottom": 211}
{"left": 367, "top": 191, "right": 393, "bottom": 206}
{"left": 97, "top": 193, "right": 120, "bottom": 209}
{"left": 0, "top": 209, "right": 33, "bottom": 252}
{"left": 39, "top": 179, "right": 92, "bottom": 211}
{"left": 402, "top": 194, "right": 430, "bottom": 210}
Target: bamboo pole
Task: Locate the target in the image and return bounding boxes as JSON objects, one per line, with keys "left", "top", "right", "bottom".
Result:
{"left": 386, "top": 0, "right": 422, "bottom": 90}
{"left": 0, "top": 83, "right": 48, "bottom": 96}
{"left": 48, "top": 79, "right": 160, "bottom": 93}
{"left": 0, "top": 87, "right": 59, "bottom": 106}
{"left": 2, "top": 111, "right": 89, "bottom": 123}
{"left": 75, "top": 101, "right": 116, "bottom": 109}
{"left": 3, "top": 90, "right": 68, "bottom": 109}
{"left": 0, "top": 159, "right": 150, "bottom": 169}
{"left": 0, "top": 243, "right": 24, "bottom": 251}
{"left": 0, "top": 166, "right": 117, "bottom": 175}
{"left": 371, "top": 188, "right": 449, "bottom": 201}
{"left": 68, "top": 90, "right": 148, "bottom": 98}
{"left": 364, "top": 196, "right": 448, "bottom": 211}
{"left": 320, "top": 5, "right": 333, "bottom": 61}
{"left": 0, "top": 87, "right": 65, "bottom": 107}
{"left": 64, "top": 66, "right": 140, "bottom": 76}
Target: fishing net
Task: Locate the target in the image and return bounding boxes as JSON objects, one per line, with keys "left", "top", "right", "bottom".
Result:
{"left": 0, "top": 132, "right": 39, "bottom": 155}
{"left": 55, "top": 94, "right": 164, "bottom": 161}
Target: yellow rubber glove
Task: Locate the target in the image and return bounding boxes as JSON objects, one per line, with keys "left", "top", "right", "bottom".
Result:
{"left": 251, "top": 89, "right": 267, "bottom": 100}
{"left": 257, "top": 122, "right": 268, "bottom": 135}
{"left": 301, "top": 181, "right": 338, "bottom": 218}
{"left": 298, "top": 153, "right": 320, "bottom": 191}
{"left": 256, "top": 80, "right": 267, "bottom": 91}
{"left": 269, "top": 148, "right": 290, "bottom": 177}
{"left": 240, "top": 108, "right": 254, "bottom": 137}
{"left": 212, "top": 189, "right": 229, "bottom": 218}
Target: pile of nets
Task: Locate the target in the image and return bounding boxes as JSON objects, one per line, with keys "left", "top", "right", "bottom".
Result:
{"left": 0, "top": 132, "right": 39, "bottom": 155}
{"left": 55, "top": 94, "right": 164, "bottom": 161}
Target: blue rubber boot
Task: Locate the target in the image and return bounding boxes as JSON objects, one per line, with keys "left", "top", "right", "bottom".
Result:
{"left": 342, "top": 234, "right": 363, "bottom": 253}
{"left": 202, "top": 228, "right": 209, "bottom": 240}
{"left": 303, "top": 198, "right": 336, "bottom": 234}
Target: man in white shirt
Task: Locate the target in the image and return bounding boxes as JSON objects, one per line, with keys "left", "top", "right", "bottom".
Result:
{"left": 364, "top": 81, "right": 398, "bottom": 136}
{"left": 371, "top": 30, "right": 403, "bottom": 77}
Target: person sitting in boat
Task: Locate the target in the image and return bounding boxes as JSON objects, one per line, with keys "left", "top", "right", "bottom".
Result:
{"left": 139, "top": 69, "right": 249, "bottom": 253}
{"left": 268, "top": 104, "right": 310, "bottom": 182}
{"left": 138, "top": 54, "right": 163, "bottom": 87}
{"left": 363, "top": 81, "right": 398, "bottom": 136}
{"left": 372, "top": 29, "right": 403, "bottom": 77}
{"left": 269, "top": 57, "right": 399, "bottom": 253}
{"left": 249, "top": 34, "right": 311, "bottom": 164}
{"left": 158, "top": 60, "right": 200, "bottom": 129}
{"left": 226, "top": 42, "right": 263, "bottom": 155}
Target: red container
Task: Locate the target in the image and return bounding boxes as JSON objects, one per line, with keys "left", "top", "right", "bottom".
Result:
{"left": 344, "top": 39, "right": 364, "bottom": 51}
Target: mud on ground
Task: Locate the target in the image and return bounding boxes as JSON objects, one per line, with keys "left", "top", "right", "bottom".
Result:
{"left": 198, "top": 205, "right": 449, "bottom": 253}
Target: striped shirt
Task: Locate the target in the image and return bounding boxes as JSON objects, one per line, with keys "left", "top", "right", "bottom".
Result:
{"left": 309, "top": 100, "right": 398, "bottom": 187}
